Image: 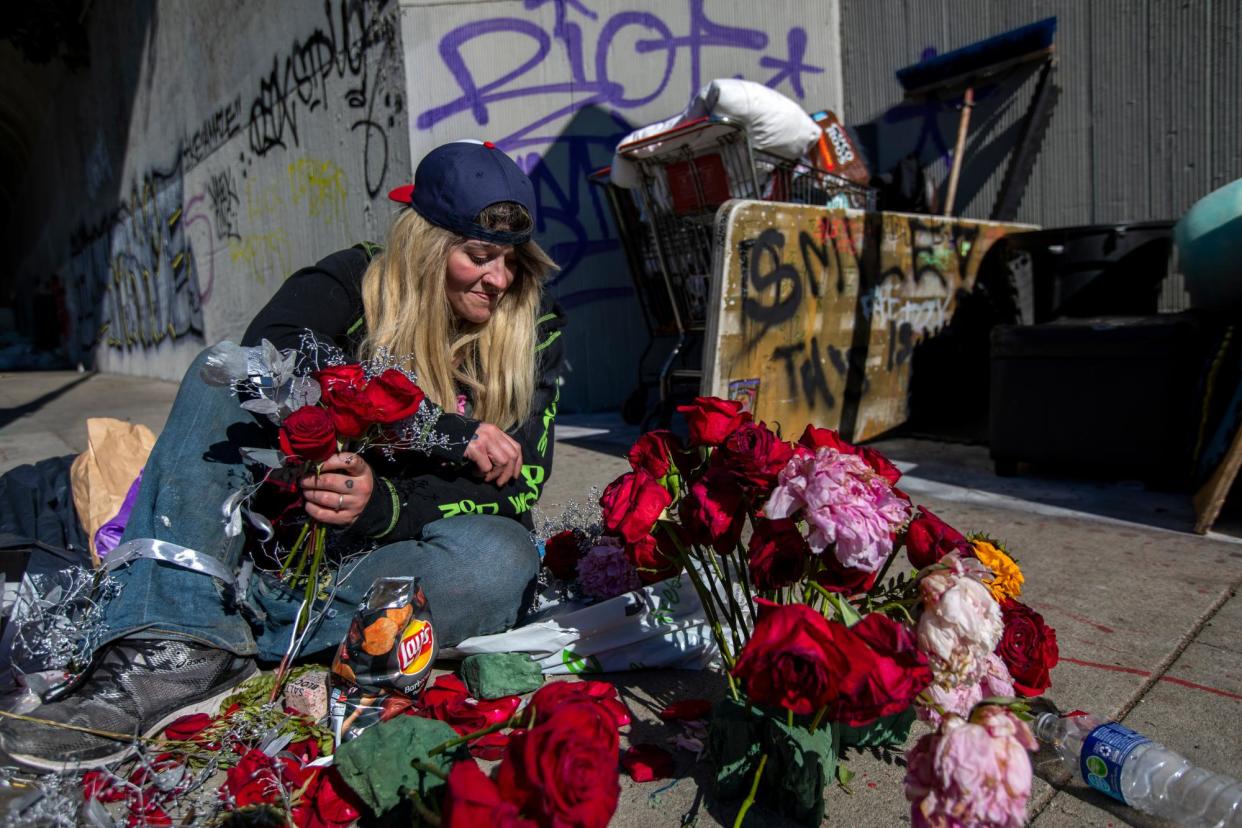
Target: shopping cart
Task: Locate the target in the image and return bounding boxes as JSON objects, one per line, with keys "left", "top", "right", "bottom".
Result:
{"left": 595, "top": 115, "right": 875, "bottom": 427}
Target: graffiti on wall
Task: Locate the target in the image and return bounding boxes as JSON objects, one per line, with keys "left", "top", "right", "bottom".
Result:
{"left": 60, "top": 0, "right": 404, "bottom": 365}
{"left": 66, "top": 162, "right": 205, "bottom": 356}
{"left": 706, "top": 202, "right": 1029, "bottom": 441}
{"left": 247, "top": 0, "right": 402, "bottom": 199}
{"left": 412, "top": 0, "right": 832, "bottom": 309}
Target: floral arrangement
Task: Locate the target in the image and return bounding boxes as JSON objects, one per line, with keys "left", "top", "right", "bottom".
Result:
{"left": 553, "top": 396, "right": 1061, "bottom": 826}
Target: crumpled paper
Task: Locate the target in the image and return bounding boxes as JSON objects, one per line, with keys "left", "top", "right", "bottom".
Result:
{"left": 69, "top": 417, "right": 155, "bottom": 565}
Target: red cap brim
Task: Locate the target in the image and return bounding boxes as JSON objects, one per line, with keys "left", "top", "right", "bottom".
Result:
{"left": 387, "top": 184, "right": 415, "bottom": 204}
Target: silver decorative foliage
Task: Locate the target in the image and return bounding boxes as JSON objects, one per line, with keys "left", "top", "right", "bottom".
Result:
{"left": 10, "top": 568, "right": 122, "bottom": 682}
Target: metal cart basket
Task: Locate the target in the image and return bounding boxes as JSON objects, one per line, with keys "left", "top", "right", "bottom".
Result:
{"left": 596, "top": 115, "right": 875, "bottom": 426}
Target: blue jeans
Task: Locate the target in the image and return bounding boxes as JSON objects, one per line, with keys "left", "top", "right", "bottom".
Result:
{"left": 107, "top": 349, "right": 540, "bottom": 661}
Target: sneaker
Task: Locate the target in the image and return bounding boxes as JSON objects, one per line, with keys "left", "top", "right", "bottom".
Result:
{"left": 0, "top": 639, "right": 256, "bottom": 772}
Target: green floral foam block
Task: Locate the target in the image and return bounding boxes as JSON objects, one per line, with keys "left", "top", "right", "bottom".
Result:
{"left": 461, "top": 652, "right": 545, "bottom": 699}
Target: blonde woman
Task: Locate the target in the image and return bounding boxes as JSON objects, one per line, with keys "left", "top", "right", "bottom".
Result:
{"left": 2, "top": 142, "right": 566, "bottom": 771}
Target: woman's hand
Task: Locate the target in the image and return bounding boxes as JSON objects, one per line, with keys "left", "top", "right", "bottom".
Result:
{"left": 300, "top": 452, "right": 375, "bottom": 526}
{"left": 464, "top": 423, "right": 523, "bottom": 487}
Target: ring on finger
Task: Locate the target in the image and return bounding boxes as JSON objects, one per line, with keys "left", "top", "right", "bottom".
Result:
{"left": 336, "top": 493, "right": 344, "bottom": 511}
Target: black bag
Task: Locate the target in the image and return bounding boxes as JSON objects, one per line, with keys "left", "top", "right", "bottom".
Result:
{"left": 0, "top": 454, "right": 90, "bottom": 554}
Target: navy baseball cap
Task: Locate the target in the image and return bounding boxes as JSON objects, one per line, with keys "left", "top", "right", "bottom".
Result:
{"left": 388, "top": 141, "right": 536, "bottom": 245}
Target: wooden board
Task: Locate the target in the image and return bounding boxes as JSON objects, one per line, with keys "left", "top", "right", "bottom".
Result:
{"left": 701, "top": 202, "right": 1035, "bottom": 441}
{"left": 1194, "top": 424, "right": 1242, "bottom": 534}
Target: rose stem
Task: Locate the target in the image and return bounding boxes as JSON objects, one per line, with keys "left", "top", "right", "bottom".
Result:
{"left": 732, "top": 753, "right": 769, "bottom": 828}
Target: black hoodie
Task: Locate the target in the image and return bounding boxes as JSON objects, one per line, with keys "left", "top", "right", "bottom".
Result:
{"left": 242, "top": 245, "right": 566, "bottom": 541}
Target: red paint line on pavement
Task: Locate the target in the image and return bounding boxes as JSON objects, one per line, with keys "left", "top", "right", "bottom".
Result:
{"left": 1061, "top": 657, "right": 1242, "bottom": 702}
{"left": 1157, "top": 676, "right": 1242, "bottom": 702}
{"left": 1060, "top": 657, "right": 1149, "bottom": 677}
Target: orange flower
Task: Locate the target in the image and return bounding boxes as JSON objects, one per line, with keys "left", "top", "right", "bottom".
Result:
{"left": 972, "top": 539, "right": 1023, "bottom": 602}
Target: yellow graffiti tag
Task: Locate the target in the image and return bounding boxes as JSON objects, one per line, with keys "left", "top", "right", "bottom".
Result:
{"left": 288, "top": 158, "right": 348, "bottom": 225}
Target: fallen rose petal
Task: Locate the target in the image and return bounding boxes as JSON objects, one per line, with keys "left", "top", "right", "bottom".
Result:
{"left": 470, "top": 730, "right": 511, "bottom": 761}
{"left": 622, "top": 744, "right": 676, "bottom": 783}
{"left": 659, "top": 699, "right": 712, "bottom": 722}
{"left": 83, "top": 769, "right": 125, "bottom": 803}
{"left": 162, "top": 712, "right": 213, "bottom": 742}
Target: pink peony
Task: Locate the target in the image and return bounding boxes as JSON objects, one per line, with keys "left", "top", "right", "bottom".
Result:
{"left": 576, "top": 537, "right": 641, "bottom": 600}
{"left": 919, "top": 654, "right": 1015, "bottom": 725}
{"left": 904, "top": 706, "right": 1037, "bottom": 828}
{"left": 917, "top": 553, "right": 1003, "bottom": 687}
{"left": 764, "top": 448, "right": 911, "bottom": 573}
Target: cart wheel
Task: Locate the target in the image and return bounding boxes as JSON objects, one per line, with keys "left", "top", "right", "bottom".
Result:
{"left": 993, "top": 458, "right": 1019, "bottom": 477}
{"left": 621, "top": 387, "right": 648, "bottom": 425}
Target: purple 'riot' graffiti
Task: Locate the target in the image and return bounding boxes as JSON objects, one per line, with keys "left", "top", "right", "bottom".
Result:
{"left": 414, "top": 0, "right": 826, "bottom": 310}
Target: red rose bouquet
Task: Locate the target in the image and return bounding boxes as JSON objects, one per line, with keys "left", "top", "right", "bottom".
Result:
{"left": 202, "top": 337, "right": 454, "bottom": 691}
{"left": 581, "top": 396, "right": 1057, "bottom": 826}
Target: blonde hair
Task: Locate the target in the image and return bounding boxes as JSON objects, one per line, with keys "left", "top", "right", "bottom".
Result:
{"left": 359, "top": 205, "right": 558, "bottom": 431}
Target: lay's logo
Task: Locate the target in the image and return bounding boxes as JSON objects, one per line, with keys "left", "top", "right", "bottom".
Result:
{"left": 397, "top": 618, "right": 434, "bottom": 676}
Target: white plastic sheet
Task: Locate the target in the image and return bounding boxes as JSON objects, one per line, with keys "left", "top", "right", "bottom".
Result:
{"left": 442, "top": 570, "right": 735, "bottom": 675}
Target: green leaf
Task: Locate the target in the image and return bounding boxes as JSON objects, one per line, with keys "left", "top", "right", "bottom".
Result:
{"left": 836, "top": 762, "right": 856, "bottom": 791}
{"left": 334, "top": 715, "right": 465, "bottom": 815}
{"left": 839, "top": 707, "right": 917, "bottom": 749}
{"left": 761, "top": 716, "right": 839, "bottom": 826}
{"left": 707, "top": 699, "right": 765, "bottom": 800}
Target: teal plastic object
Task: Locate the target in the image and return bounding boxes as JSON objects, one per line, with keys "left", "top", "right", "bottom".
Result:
{"left": 1175, "top": 177, "right": 1242, "bottom": 310}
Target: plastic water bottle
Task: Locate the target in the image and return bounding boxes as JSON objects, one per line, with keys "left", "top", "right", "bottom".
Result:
{"left": 1034, "top": 711, "right": 1242, "bottom": 827}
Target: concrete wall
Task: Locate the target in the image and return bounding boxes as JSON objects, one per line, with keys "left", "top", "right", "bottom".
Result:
{"left": 398, "top": 0, "right": 844, "bottom": 411}
{"left": 840, "top": 0, "right": 1242, "bottom": 227}
{"left": 8, "top": 0, "right": 411, "bottom": 381}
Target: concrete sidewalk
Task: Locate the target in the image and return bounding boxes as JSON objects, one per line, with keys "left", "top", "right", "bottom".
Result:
{"left": 2, "top": 369, "right": 1239, "bottom": 826}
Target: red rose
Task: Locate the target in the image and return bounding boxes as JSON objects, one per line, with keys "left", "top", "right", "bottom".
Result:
{"left": 543, "top": 530, "right": 583, "bottom": 582}
{"left": 162, "top": 712, "right": 213, "bottom": 742}
{"left": 627, "top": 429, "right": 688, "bottom": 479}
{"left": 747, "top": 517, "right": 809, "bottom": 590}
{"left": 797, "top": 425, "right": 901, "bottom": 485}
{"left": 360, "top": 369, "right": 426, "bottom": 424}
{"left": 858, "top": 446, "right": 902, "bottom": 485}
{"left": 676, "top": 396, "right": 752, "bottom": 447}
{"left": 442, "top": 761, "right": 535, "bottom": 828}
{"left": 625, "top": 533, "right": 681, "bottom": 584}
{"left": 905, "top": 507, "right": 970, "bottom": 569}
{"left": 659, "top": 698, "right": 712, "bottom": 721}
{"left": 496, "top": 703, "right": 621, "bottom": 828}
{"left": 83, "top": 769, "right": 125, "bottom": 803}
{"left": 222, "top": 747, "right": 280, "bottom": 806}
{"left": 998, "top": 599, "right": 1059, "bottom": 696}
{"left": 527, "top": 680, "right": 631, "bottom": 729}
{"left": 600, "top": 470, "right": 672, "bottom": 544}
{"left": 716, "top": 421, "right": 794, "bottom": 495}
{"left": 315, "top": 364, "right": 372, "bottom": 440}
{"left": 731, "top": 600, "right": 874, "bottom": 715}
{"left": 279, "top": 405, "right": 338, "bottom": 463}
{"left": 622, "top": 744, "right": 675, "bottom": 783}
{"left": 679, "top": 469, "right": 747, "bottom": 554}
{"left": 825, "top": 613, "right": 932, "bottom": 726}
{"left": 305, "top": 767, "right": 364, "bottom": 828}
{"left": 813, "top": 553, "right": 878, "bottom": 595}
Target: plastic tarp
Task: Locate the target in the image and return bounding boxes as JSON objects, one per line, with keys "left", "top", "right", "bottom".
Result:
{"left": 442, "top": 568, "right": 740, "bottom": 675}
